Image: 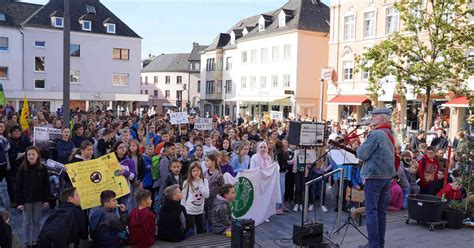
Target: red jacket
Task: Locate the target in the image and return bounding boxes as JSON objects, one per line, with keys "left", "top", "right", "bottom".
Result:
{"left": 128, "top": 208, "right": 156, "bottom": 248}
{"left": 437, "top": 184, "right": 462, "bottom": 201}
{"left": 417, "top": 155, "right": 439, "bottom": 187}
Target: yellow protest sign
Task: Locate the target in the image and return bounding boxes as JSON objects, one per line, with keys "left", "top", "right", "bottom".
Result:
{"left": 65, "top": 153, "right": 130, "bottom": 210}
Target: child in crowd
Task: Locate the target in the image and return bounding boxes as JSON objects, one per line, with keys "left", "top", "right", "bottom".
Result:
{"left": 204, "top": 154, "right": 225, "bottom": 215}
{"left": 419, "top": 170, "right": 439, "bottom": 195}
{"left": 179, "top": 145, "right": 191, "bottom": 178}
{"left": 203, "top": 136, "right": 217, "bottom": 157}
{"left": 388, "top": 176, "right": 403, "bottom": 211}
{"left": 417, "top": 146, "right": 440, "bottom": 188}
{"left": 156, "top": 142, "right": 176, "bottom": 207}
{"left": 405, "top": 160, "right": 420, "bottom": 194}
{"left": 89, "top": 190, "right": 129, "bottom": 247}
{"left": 181, "top": 161, "right": 210, "bottom": 235}
{"left": 209, "top": 184, "right": 236, "bottom": 234}
{"left": 219, "top": 151, "right": 235, "bottom": 176}
{"left": 157, "top": 184, "right": 187, "bottom": 242}
{"left": 437, "top": 179, "right": 463, "bottom": 201}
{"left": 0, "top": 208, "right": 12, "bottom": 248}
{"left": 128, "top": 190, "right": 156, "bottom": 248}
{"left": 141, "top": 144, "right": 155, "bottom": 208}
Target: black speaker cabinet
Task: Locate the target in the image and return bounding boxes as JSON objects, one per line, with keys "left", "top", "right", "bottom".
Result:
{"left": 292, "top": 222, "right": 324, "bottom": 246}
{"left": 231, "top": 219, "right": 255, "bottom": 248}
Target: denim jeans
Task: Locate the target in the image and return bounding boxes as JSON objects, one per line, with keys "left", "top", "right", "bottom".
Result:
{"left": 276, "top": 172, "right": 286, "bottom": 209}
{"left": 364, "top": 179, "right": 391, "bottom": 248}
{"left": 402, "top": 187, "right": 410, "bottom": 209}
{"left": 23, "top": 202, "right": 43, "bottom": 244}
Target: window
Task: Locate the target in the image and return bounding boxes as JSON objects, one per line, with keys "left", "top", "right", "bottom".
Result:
{"left": 386, "top": 7, "right": 399, "bottom": 34}
{"left": 217, "top": 57, "right": 223, "bottom": 71}
{"left": 261, "top": 48, "right": 268, "bottom": 63}
{"left": 260, "top": 76, "right": 267, "bottom": 88}
{"left": 250, "top": 76, "right": 256, "bottom": 89}
{"left": 140, "top": 76, "right": 143, "bottom": 84}
{"left": 344, "top": 15, "right": 355, "bottom": 40}
{"left": 343, "top": 61, "right": 354, "bottom": 80}
{"left": 0, "top": 13, "right": 5, "bottom": 22}
{"left": 0, "top": 37, "right": 8, "bottom": 51}
{"left": 0, "top": 67, "right": 7, "bottom": 79}
{"left": 225, "top": 80, "right": 232, "bottom": 93}
{"left": 197, "top": 80, "right": 201, "bottom": 93}
{"left": 86, "top": 5, "right": 96, "bottom": 15}
{"left": 154, "top": 76, "right": 158, "bottom": 84}
{"left": 140, "top": 90, "right": 142, "bottom": 94}
{"left": 70, "top": 70, "right": 80, "bottom": 84}
{"left": 145, "top": 90, "right": 148, "bottom": 95}
{"left": 284, "top": 44, "right": 291, "bottom": 59}
{"left": 165, "top": 90, "right": 170, "bottom": 98}
{"left": 53, "top": 17, "right": 63, "bottom": 28}
{"left": 206, "top": 58, "right": 215, "bottom": 71}
{"left": 165, "top": 76, "right": 170, "bottom": 84}
{"left": 279, "top": 11, "right": 286, "bottom": 27}
{"left": 177, "top": 76, "right": 182, "bottom": 84}
{"left": 362, "top": 68, "right": 370, "bottom": 81}
{"left": 241, "top": 77, "right": 247, "bottom": 89}
{"left": 35, "top": 79, "right": 45, "bottom": 89}
{"left": 112, "top": 73, "right": 129, "bottom": 86}
{"left": 271, "top": 75, "right": 278, "bottom": 88}
{"left": 241, "top": 51, "right": 248, "bottom": 64}
{"left": 191, "top": 61, "right": 200, "bottom": 71}
{"left": 106, "top": 23, "right": 116, "bottom": 34}
{"left": 206, "top": 81, "right": 215, "bottom": 94}
{"left": 250, "top": 49, "right": 257, "bottom": 63}
{"left": 113, "top": 48, "right": 130, "bottom": 60}
{"left": 34, "top": 41, "right": 46, "bottom": 48}
{"left": 283, "top": 74, "right": 290, "bottom": 87}
{"left": 363, "top": 11, "right": 376, "bottom": 38}
{"left": 258, "top": 18, "right": 265, "bottom": 32}
{"left": 216, "top": 81, "right": 222, "bottom": 94}
{"left": 272, "top": 46, "right": 279, "bottom": 61}
{"left": 153, "top": 90, "right": 158, "bottom": 97}
{"left": 82, "top": 20, "right": 91, "bottom": 31}
{"left": 70, "top": 44, "right": 80, "bottom": 57}
{"left": 226, "top": 57, "right": 232, "bottom": 70}
{"left": 145, "top": 76, "right": 148, "bottom": 84}
{"left": 35, "top": 56, "right": 45, "bottom": 72}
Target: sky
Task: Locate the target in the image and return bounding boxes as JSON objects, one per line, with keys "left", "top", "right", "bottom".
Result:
{"left": 23, "top": 0, "right": 331, "bottom": 59}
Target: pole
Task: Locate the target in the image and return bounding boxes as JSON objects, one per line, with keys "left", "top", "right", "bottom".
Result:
{"left": 62, "top": 0, "right": 71, "bottom": 127}
{"left": 301, "top": 147, "right": 307, "bottom": 227}
{"left": 336, "top": 168, "right": 344, "bottom": 234}
{"left": 319, "top": 79, "right": 324, "bottom": 122}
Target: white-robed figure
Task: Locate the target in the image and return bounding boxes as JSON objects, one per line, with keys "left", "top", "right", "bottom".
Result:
{"left": 249, "top": 142, "right": 272, "bottom": 169}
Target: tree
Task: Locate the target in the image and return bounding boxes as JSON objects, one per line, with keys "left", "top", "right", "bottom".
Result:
{"left": 355, "top": 0, "right": 474, "bottom": 130}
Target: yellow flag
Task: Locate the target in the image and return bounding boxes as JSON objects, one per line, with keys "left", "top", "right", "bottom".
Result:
{"left": 20, "top": 95, "right": 29, "bottom": 130}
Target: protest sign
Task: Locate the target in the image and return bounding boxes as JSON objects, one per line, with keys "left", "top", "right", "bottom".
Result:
{"left": 170, "top": 112, "right": 189, "bottom": 125}
{"left": 45, "top": 159, "right": 64, "bottom": 176}
{"left": 223, "top": 162, "right": 281, "bottom": 226}
{"left": 65, "top": 153, "right": 130, "bottom": 210}
{"left": 270, "top": 111, "right": 283, "bottom": 121}
{"left": 297, "top": 149, "right": 317, "bottom": 164}
{"left": 194, "top": 118, "right": 213, "bottom": 131}
{"left": 33, "top": 127, "right": 61, "bottom": 150}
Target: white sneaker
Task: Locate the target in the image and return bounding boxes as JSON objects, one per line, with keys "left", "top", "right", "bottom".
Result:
{"left": 299, "top": 205, "right": 303, "bottom": 211}
{"left": 308, "top": 204, "right": 314, "bottom": 211}
{"left": 293, "top": 204, "right": 299, "bottom": 212}
{"left": 265, "top": 219, "right": 270, "bottom": 223}
{"left": 321, "top": 205, "right": 328, "bottom": 213}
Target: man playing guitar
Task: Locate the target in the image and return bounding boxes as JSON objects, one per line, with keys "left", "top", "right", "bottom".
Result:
{"left": 355, "top": 108, "right": 396, "bottom": 248}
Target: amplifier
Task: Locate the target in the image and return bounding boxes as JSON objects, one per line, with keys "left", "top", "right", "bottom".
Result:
{"left": 292, "top": 222, "right": 324, "bottom": 246}
{"left": 231, "top": 219, "right": 255, "bottom": 248}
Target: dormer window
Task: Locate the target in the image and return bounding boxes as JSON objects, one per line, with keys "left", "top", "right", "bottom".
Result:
{"left": 52, "top": 16, "right": 63, "bottom": 28}
{"left": 0, "top": 13, "right": 5, "bottom": 22}
{"left": 258, "top": 15, "right": 272, "bottom": 32}
{"left": 82, "top": 20, "right": 91, "bottom": 31}
{"left": 86, "top": 5, "right": 96, "bottom": 15}
{"left": 230, "top": 32, "right": 236, "bottom": 45}
{"left": 106, "top": 23, "right": 116, "bottom": 34}
{"left": 279, "top": 12, "right": 286, "bottom": 27}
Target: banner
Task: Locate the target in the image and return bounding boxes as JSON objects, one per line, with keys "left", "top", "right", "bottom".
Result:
{"left": 65, "top": 153, "right": 130, "bottom": 210}
{"left": 33, "top": 126, "right": 61, "bottom": 150}
{"left": 20, "top": 95, "right": 29, "bottom": 130}
{"left": 270, "top": 111, "right": 283, "bottom": 121}
{"left": 194, "top": 118, "right": 213, "bottom": 130}
{"left": 170, "top": 112, "right": 189, "bottom": 125}
{"left": 0, "top": 82, "right": 6, "bottom": 106}
{"left": 223, "top": 162, "right": 281, "bottom": 226}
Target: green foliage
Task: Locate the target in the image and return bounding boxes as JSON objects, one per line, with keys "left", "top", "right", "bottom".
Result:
{"left": 355, "top": 0, "right": 474, "bottom": 129}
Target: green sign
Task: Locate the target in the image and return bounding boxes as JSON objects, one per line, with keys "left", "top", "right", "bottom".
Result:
{"left": 232, "top": 177, "right": 254, "bottom": 218}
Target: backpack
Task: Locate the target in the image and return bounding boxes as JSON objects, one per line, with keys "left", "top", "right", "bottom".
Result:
{"left": 151, "top": 155, "right": 161, "bottom": 180}
{"left": 38, "top": 208, "right": 75, "bottom": 243}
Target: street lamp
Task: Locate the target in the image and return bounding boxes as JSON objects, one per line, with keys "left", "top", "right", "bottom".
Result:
{"left": 63, "top": 0, "right": 71, "bottom": 127}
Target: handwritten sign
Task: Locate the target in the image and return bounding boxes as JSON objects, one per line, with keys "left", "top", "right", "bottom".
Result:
{"left": 170, "top": 112, "right": 189, "bottom": 125}
{"left": 297, "top": 149, "right": 317, "bottom": 164}
{"left": 270, "top": 111, "right": 283, "bottom": 121}
{"left": 195, "top": 118, "right": 213, "bottom": 131}
{"left": 33, "top": 127, "right": 61, "bottom": 150}
{"left": 65, "top": 153, "right": 130, "bottom": 210}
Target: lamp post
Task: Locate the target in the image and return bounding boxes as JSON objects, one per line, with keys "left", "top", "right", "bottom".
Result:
{"left": 62, "top": 0, "right": 71, "bottom": 127}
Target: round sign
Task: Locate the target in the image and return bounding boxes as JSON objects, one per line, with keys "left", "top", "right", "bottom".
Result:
{"left": 90, "top": 172, "right": 102, "bottom": 183}
{"left": 231, "top": 177, "right": 254, "bottom": 218}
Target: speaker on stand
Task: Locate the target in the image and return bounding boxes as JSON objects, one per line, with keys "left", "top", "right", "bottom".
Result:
{"left": 231, "top": 219, "right": 255, "bottom": 248}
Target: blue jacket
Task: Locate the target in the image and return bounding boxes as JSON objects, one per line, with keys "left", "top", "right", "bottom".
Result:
{"left": 141, "top": 155, "right": 154, "bottom": 188}
{"left": 89, "top": 206, "right": 128, "bottom": 248}
{"left": 356, "top": 128, "right": 396, "bottom": 180}
{"left": 56, "top": 139, "right": 75, "bottom": 165}
{"left": 230, "top": 155, "right": 250, "bottom": 173}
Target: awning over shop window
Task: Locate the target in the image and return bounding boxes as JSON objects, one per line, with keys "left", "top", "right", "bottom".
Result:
{"left": 326, "top": 95, "right": 371, "bottom": 106}
{"left": 442, "top": 96, "right": 469, "bottom": 108}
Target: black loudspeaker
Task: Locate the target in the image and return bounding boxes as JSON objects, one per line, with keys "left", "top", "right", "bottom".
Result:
{"left": 231, "top": 219, "right": 255, "bottom": 248}
{"left": 292, "top": 222, "right": 324, "bottom": 246}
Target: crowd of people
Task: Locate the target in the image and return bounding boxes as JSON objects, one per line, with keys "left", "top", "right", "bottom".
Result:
{"left": 0, "top": 108, "right": 471, "bottom": 248}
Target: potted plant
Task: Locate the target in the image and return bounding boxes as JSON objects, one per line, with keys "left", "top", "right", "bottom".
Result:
{"left": 444, "top": 200, "right": 467, "bottom": 229}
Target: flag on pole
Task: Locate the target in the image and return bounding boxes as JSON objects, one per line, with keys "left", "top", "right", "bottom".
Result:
{"left": 20, "top": 95, "right": 29, "bottom": 130}
{"left": 0, "top": 82, "right": 6, "bottom": 107}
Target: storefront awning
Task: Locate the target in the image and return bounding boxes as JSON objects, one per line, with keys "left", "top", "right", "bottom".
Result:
{"left": 225, "top": 96, "right": 290, "bottom": 103}
{"left": 443, "top": 96, "right": 469, "bottom": 108}
{"left": 326, "top": 95, "right": 371, "bottom": 106}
